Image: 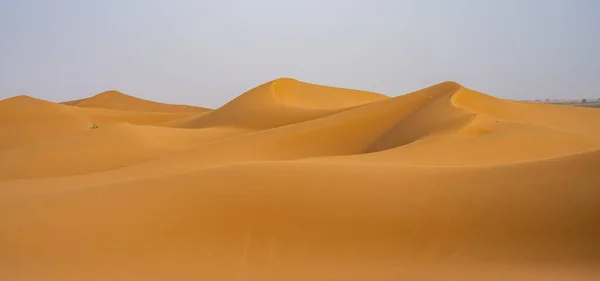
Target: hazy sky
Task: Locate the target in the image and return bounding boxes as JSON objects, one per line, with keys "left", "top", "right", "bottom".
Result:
{"left": 1, "top": 0, "right": 599, "bottom": 108}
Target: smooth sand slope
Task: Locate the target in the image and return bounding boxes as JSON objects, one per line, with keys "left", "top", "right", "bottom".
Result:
{"left": 1, "top": 78, "right": 600, "bottom": 281}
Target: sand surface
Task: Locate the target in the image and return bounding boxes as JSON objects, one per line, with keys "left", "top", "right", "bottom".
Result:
{"left": 1, "top": 78, "right": 600, "bottom": 280}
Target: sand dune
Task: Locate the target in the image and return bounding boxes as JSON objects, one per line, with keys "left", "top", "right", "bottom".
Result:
{"left": 175, "top": 78, "right": 388, "bottom": 129}
{"left": 1, "top": 79, "right": 600, "bottom": 280}
{"left": 0, "top": 123, "right": 252, "bottom": 179}
{"left": 0, "top": 95, "right": 200, "bottom": 150}
{"left": 62, "top": 90, "right": 210, "bottom": 113}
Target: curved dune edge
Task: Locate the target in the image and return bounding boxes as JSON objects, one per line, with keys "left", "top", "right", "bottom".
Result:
{"left": 1, "top": 78, "right": 600, "bottom": 280}
{"left": 171, "top": 78, "right": 389, "bottom": 130}
{"left": 270, "top": 78, "right": 389, "bottom": 109}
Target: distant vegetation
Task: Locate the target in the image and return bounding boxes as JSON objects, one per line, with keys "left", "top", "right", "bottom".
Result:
{"left": 561, "top": 102, "right": 599, "bottom": 108}
{"left": 91, "top": 124, "right": 99, "bottom": 129}
{"left": 535, "top": 98, "right": 600, "bottom": 109}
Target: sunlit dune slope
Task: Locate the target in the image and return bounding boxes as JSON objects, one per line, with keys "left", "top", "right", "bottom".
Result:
{"left": 174, "top": 78, "right": 389, "bottom": 129}
{"left": 271, "top": 77, "right": 388, "bottom": 109}
{"left": 1, "top": 78, "right": 600, "bottom": 281}
{"left": 119, "top": 81, "right": 466, "bottom": 171}
{"left": 48, "top": 80, "right": 595, "bottom": 176}
{"left": 0, "top": 81, "right": 460, "bottom": 180}
{"left": 63, "top": 90, "right": 210, "bottom": 113}
{"left": 1, "top": 149, "right": 599, "bottom": 280}
{"left": 0, "top": 123, "right": 251, "bottom": 179}
{"left": 309, "top": 87, "right": 600, "bottom": 165}
{"left": 0, "top": 95, "right": 92, "bottom": 150}
{"left": 60, "top": 97, "right": 87, "bottom": 106}
{"left": 452, "top": 88, "right": 600, "bottom": 138}
{"left": 0, "top": 95, "right": 198, "bottom": 150}
{"left": 1, "top": 79, "right": 599, "bottom": 180}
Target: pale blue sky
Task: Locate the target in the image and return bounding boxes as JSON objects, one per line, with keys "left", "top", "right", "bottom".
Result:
{"left": 1, "top": 0, "right": 598, "bottom": 107}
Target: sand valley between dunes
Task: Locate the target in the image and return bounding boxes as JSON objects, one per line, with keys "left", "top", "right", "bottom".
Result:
{"left": 1, "top": 78, "right": 600, "bottom": 280}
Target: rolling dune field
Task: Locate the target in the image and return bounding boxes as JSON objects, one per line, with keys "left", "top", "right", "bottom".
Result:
{"left": 1, "top": 78, "right": 599, "bottom": 280}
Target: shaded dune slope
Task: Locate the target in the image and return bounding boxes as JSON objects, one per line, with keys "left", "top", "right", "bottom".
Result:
{"left": 1, "top": 78, "right": 600, "bottom": 280}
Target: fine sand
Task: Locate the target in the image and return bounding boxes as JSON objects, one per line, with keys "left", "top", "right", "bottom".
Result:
{"left": 1, "top": 78, "right": 599, "bottom": 280}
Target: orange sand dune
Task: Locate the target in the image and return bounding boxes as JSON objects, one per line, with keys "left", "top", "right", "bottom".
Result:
{"left": 0, "top": 123, "right": 251, "bottom": 179}
{"left": 0, "top": 95, "right": 200, "bottom": 150}
{"left": 63, "top": 90, "right": 211, "bottom": 113}
{"left": 1, "top": 78, "right": 600, "bottom": 281}
{"left": 173, "top": 78, "right": 389, "bottom": 129}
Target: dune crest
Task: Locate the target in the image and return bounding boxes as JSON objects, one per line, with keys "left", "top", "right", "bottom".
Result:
{"left": 271, "top": 78, "right": 388, "bottom": 109}
{"left": 1, "top": 79, "right": 600, "bottom": 281}
{"left": 169, "top": 78, "right": 389, "bottom": 129}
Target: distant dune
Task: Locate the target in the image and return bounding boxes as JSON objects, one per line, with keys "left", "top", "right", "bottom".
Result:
{"left": 1, "top": 78, "right": 600, "bottom": 281}
{"left": 62, "top": 90, "right": 211, "bottom": 113}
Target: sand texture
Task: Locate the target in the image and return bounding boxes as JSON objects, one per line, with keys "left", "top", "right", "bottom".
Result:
{"left": 1, "top": 78, "right": 600, "bottom": 280}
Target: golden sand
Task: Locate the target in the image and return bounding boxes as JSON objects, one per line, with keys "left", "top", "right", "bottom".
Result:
{"left": 61, "top": 90, "right": 210, "bottom": 113}
{"left": 1, "top": 78, "right": 599, "bottom": 280}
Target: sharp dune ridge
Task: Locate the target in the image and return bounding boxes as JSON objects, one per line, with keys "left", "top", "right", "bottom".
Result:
{"left": 1, "top": 78, "right": 600, "bottom": 281}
